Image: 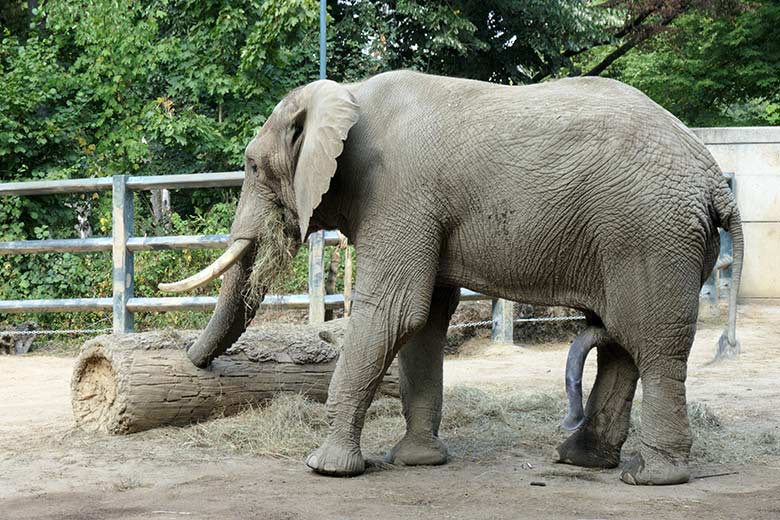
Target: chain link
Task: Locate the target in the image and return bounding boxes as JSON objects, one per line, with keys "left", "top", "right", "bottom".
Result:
{"left": 448, "top": 319, "right": 495, "bottom": 330}
{"left": 2, "top": 317, "right": 585, "bottom": 335}
{"left": 1, "top": 328, "right": 112, "bottom": 336}
{"left": 514, "top": 315, "right": 586, "bottom": 323}
{"left": 448, "top": 315, "right": 585, "bottom": 330}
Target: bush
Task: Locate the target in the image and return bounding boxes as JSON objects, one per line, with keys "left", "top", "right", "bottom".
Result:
{"left": 0, "top": 189, "right": 358, "bottom": 334}
{"left": 0, "top": 191, "right": 353, "bottom": 333}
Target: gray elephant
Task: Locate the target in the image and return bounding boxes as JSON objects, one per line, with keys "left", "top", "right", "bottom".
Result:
{"left": 160, "top": 70, "right": 743, "bottom": 485}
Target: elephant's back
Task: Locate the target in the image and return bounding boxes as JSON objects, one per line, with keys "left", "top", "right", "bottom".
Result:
{"left": 353, "top": 71, "right": 715, "bottom": 177}
{"left": 350, "top": 70, "right": 721, "bottom": 236}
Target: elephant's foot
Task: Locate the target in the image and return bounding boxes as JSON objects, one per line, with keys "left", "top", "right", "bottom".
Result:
{"left": 384, "top": 434, "right": 448, "bottom": 466}
{"left": 305, "top": 437, "right": 365, "bottom": 477}
{"left": 554, "top": 427, "right": 621, "bottom": 469}
{"left": 620, "top": 447, "right": 690, "bottom": 485}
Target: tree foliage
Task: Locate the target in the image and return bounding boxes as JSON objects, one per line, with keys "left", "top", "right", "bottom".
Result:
{"left": 0, "top": 0, "right": 320, "bottom": 185}
{"left": 0, "top": 0, "right": 322, "bottom": 329}
{"left": 328, "top": 1, "right": 747, "bottom": 84}
{"left": 0, "top": 0, "right": 776, "bottom": 331}
{"left": 606, "top": 0, "right": 780, "bottom": 125}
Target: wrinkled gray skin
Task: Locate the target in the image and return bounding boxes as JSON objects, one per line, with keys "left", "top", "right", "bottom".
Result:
{"left": 179, "top": 71, "right": 744, "bottom": 486}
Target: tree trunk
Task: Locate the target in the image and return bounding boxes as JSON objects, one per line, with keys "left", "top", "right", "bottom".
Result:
{"left": 324, "top": 246, "right": 340, "bottom": 321}
{"left": 150, "top": 189, "right": 171, "bottom": 231}
{"left": 27, "top": 0, "right": 45, "bottom": 33}
{"left": 344, "top": 242, "right": 353, "bottom": 316}
{"left": 71, "top": 319, "right": 399, "bottom": 434}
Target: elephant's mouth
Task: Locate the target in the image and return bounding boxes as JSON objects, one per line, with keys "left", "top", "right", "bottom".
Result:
{"left": 158, "top": 208, "right": 298, "bottom": 307}
{"left": 244, "top": 209, "right": 298, "bottom": 307}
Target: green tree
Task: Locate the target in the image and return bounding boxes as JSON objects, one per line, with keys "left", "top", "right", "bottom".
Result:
{"left": 0, "top": 0, "right": 323, "bottom": 330}
{"left": 0, "top": 0, "right": 320, "bottom": 184}
{"left": 328, "top": 1, "right": 744, "bottom": 84}
{"left": 607, "top": 0, "right": 780, "bottom": 126}
{"left": 0, "top": 0, "right": 774, "bottom": 332}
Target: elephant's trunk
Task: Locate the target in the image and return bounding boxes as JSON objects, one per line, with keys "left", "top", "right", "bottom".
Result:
{"left": 186, "top": 242, "right": 261, "bottom": 368}
{"left": 158, "top": 172, "right": 298, "bottom": 368}
{"left": 157, "top": 236, "right": 259, "bottom": 368}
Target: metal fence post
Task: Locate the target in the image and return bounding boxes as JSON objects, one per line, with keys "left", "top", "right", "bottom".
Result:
{"left": 319, "top": 0, "right": 326, "bottom": 79}
{"left": 491, "top": 298, "right": 514, "bottom": 344}
{"left": 701, "top": 171, "right": 735, "bottom": 306}
{"left": 719, "top": 172, "right": 735, "bottom": 298}
{"left": 308, "top": 232, "right": 326, "bottom": 323}
{"left": 306, "top": 0, "right": 328, "bottom": 325}
{"left": 112, "top": 175, "right": 134, "bottom": 333}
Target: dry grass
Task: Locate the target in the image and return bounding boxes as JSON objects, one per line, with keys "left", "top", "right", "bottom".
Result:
{"left": 111, "top": 476, "right": 145, "bottom": 492}
{"left": 682, "top": 401, "right": 778, "bottom": 464}
{"left": 246, "top": 209, "right": 297, "bottom": 308}
{"left": 172, "top": 385, "right": 780, "bottom": 466}
{"left": 175, "top": 394, "right": 330, "bottom": 459}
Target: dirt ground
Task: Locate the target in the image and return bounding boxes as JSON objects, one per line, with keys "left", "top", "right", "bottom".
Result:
{"left": 1, "top": 304, "right": 779, "bottom": 520}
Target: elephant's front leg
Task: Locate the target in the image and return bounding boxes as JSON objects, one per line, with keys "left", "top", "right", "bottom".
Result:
{"left": 306, "top": 250, "right": 438, "bottom": 476}
{"left": 385, "top": 286, "right": 459, "bottom": 466}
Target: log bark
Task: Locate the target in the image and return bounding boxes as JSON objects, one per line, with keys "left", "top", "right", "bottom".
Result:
{"left": 71, "top": 319, "right": 399, "bottom": 434}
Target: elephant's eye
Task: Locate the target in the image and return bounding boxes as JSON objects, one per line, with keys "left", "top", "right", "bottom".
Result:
{"left": 290, "top": 124, "right": 303, "bottom": 145}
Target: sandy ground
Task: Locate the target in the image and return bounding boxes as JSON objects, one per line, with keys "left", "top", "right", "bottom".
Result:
{"left": 1, "top": 304, "right": 778, "bottom": 519}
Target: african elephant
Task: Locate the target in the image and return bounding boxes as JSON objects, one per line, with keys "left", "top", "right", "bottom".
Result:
{"left": 160, "top": 70, "right": 744, "bottom": 485}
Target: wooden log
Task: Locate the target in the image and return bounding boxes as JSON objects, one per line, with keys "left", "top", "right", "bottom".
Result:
{"left": 71, "top": 319, "right": 399, "bottom": 434}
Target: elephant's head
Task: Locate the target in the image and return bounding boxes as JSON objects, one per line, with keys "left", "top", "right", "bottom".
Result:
{"left": 159, "top": 80, "right": 359, "bottom": 368}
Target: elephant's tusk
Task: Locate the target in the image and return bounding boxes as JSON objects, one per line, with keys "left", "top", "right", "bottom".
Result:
{"left": 158, "top": 239, "right": 253, "bottom": 293}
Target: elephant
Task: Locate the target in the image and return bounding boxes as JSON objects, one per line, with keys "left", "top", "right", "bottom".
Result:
{"left": 160, "top": 70, "right": 744, "bottom": 485}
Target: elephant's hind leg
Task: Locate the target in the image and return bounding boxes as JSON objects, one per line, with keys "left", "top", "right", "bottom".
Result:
{"left": 555, "top": 342, "right": 638, "bottom": 468}
{"left": 620, "top": 346, "right": 694, "bottom": 485}
{"left": 609, "top": 261, "right": 699, "bottom": 485}
{"left": 385, "top": 286, "right": 459, "bottom": 466}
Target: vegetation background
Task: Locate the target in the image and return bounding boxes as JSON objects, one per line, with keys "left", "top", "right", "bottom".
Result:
{"left": 1, "top": 0, "right": 778, "bottom": 331}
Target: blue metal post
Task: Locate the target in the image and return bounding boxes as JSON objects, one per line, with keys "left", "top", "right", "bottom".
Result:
{"left": 319, "top": 0, "right": 326, "bottom": 80}
{"left": 719, "top": 172, "right": 735, "bottom": 297}
{"left": 308, "top": 0, "right": 328, "bottom": 323}
{"left": 112, "top": 175, "right": 134, "bottom": 333}
{"left": 492, "top": 298, "right": 514, "bottom": 344}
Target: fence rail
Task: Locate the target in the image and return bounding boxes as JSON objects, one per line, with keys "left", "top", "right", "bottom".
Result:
{"left": 0, "top": 233, "right": 346, "bottom": 255}
{"left": 0, "top": 171, "right": 735, "bottom": 338}
{"left": 0, "top": 172, "right": 347, "bottom": 333}
{"left": 0, "top": 171, "right": 246, "bottom": 196}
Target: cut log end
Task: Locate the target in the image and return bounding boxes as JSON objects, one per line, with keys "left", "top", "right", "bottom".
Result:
{"left": 71, "top": 347, "right": 124, "bottom": 434}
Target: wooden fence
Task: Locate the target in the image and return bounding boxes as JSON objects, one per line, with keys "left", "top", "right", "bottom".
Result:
{"left": 0, "top": 172, "right": 495, "bottom": 335}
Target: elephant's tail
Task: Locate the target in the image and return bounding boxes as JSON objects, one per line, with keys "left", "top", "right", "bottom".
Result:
{"left": 712, "top": 177, "right": 744, "bottom": 359}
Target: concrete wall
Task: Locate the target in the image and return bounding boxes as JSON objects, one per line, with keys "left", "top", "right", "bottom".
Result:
{"left": 693, "top": 127, "right": 780, "bottom": 300}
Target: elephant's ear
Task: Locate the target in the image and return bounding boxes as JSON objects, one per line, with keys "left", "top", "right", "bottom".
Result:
{"left": 294, "top": 80, "right": 360, "bottom": 240}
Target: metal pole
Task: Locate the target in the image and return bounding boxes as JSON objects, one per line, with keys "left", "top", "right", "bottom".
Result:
{"left": 308, "top": 0, "right": 328, "bottom": 323}
{"left": 491, "top": 298, "right": 514, "bottom": 344}
{"left": 719, "top": 172, "right": 735, "bottom": 298}
{"left": 308, "top": 236, "right": 326, "bottom": 323}
{"left": 319, "top": 0, "right": 326, "bottom": 80}
{"left": 112, "top": 175, "right": 134, "bottom": 333}
{"left": 701, "top": 171, "right": 735, "bottom": 308}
